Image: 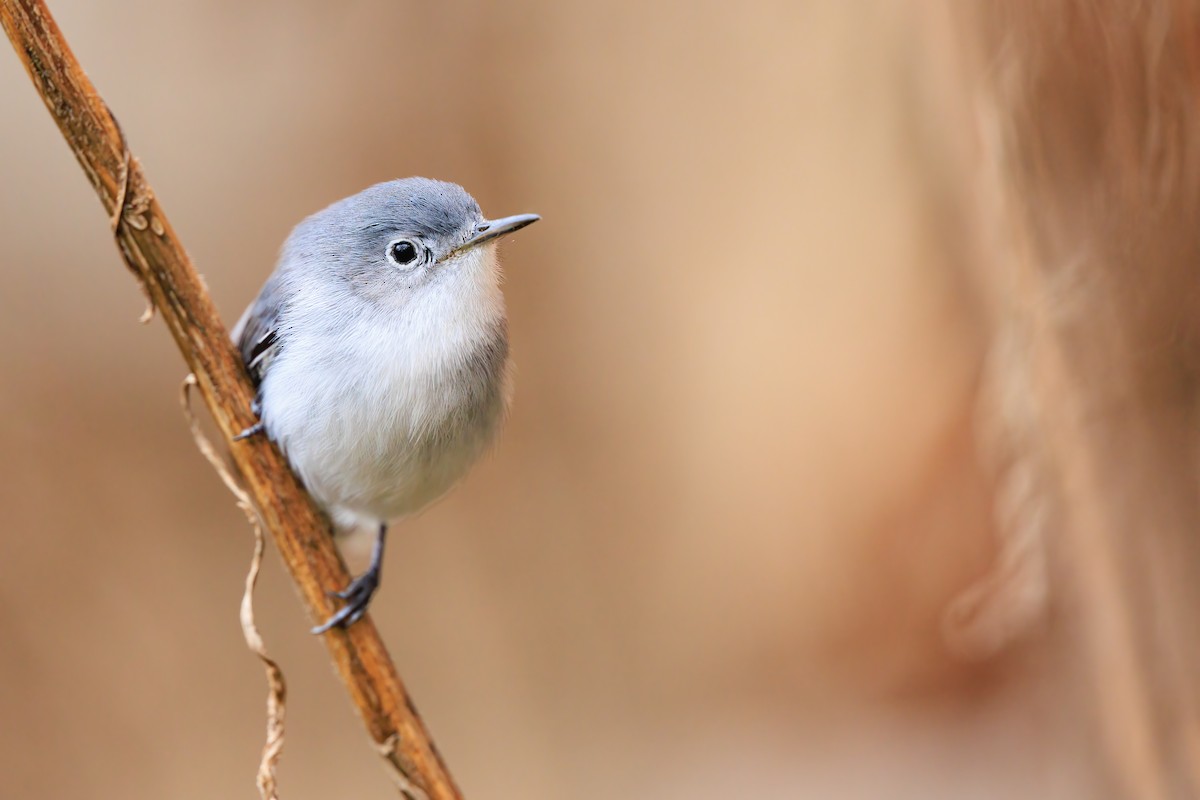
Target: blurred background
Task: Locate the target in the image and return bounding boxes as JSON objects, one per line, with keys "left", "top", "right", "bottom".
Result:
{"left": 2, "top": 2, "right": 1198, "bottom": 798}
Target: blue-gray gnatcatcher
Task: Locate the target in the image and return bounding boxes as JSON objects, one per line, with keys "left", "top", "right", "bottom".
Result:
{"left": 231, "top": 177, "right": 539, "bottom": 633}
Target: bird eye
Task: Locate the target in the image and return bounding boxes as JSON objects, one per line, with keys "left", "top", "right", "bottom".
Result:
{"left": 388, "top": 240, "right": 419, "bottom": 266}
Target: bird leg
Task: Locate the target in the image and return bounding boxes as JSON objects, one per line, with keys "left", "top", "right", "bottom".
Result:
{"left": 312, "top": 523, "right": 388, "bottom": 634}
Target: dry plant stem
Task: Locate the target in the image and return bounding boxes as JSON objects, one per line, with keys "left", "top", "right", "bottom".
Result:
{"left": 0, "top": 2, "right": 461, "bottom": 798}
{"left": 182, "top": 375, "right": 286, "bottom": 800}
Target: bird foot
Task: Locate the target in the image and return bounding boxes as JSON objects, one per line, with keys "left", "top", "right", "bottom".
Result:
{"left": 311, "top": 568, "right": 380, "bottom": 634}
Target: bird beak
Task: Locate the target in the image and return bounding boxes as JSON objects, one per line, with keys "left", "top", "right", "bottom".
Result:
{"left": 448, "top": 213, "right": 540, "bottom": 257}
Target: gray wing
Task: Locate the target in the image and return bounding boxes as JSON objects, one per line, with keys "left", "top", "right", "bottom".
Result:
{"left": 232, "top": 280, "right": 285, "bottom": 389}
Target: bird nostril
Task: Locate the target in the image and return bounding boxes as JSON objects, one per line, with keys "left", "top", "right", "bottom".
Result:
{"left": 476, "top": 224, "right": 490, "bottom": 233}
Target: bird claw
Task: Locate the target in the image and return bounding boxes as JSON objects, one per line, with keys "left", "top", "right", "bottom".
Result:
{"left": 233, "top": 396, "right": 265, "bottom": 441}
{"left": 233, "top": 420, "right": 265, "bottom": 441}
{"left": 311, "top": 569, "right": 379, "bottom": 634}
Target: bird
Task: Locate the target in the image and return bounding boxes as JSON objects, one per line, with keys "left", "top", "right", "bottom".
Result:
{"left": 231, "top": 177, "right": 539, "bottom": 634}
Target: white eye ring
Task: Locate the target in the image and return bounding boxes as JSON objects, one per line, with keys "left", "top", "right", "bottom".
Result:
{"left": 386, "top": 238, "right": 421, "bottom": 267}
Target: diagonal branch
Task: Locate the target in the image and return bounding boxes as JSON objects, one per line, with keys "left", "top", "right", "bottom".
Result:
{"left": 0, "top": 2, "right": 462, "bottom": 798}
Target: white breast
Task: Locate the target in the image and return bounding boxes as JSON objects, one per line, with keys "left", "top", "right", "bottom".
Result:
{"left": 260, "top": 248, "right": 510, "bottom": 531}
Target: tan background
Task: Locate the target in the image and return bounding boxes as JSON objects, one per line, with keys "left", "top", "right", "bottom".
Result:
{"left": 0, "top": 2, "right": 1089, "bottom": 798}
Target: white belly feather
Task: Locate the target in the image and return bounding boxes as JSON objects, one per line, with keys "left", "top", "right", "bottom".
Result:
{"left": 260, "top": 251, "right": 510, "bottom": 531}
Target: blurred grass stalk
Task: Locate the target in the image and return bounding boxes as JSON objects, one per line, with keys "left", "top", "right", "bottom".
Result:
{"left": 959, "top": 1, "right": 1200, "bottom": 796}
